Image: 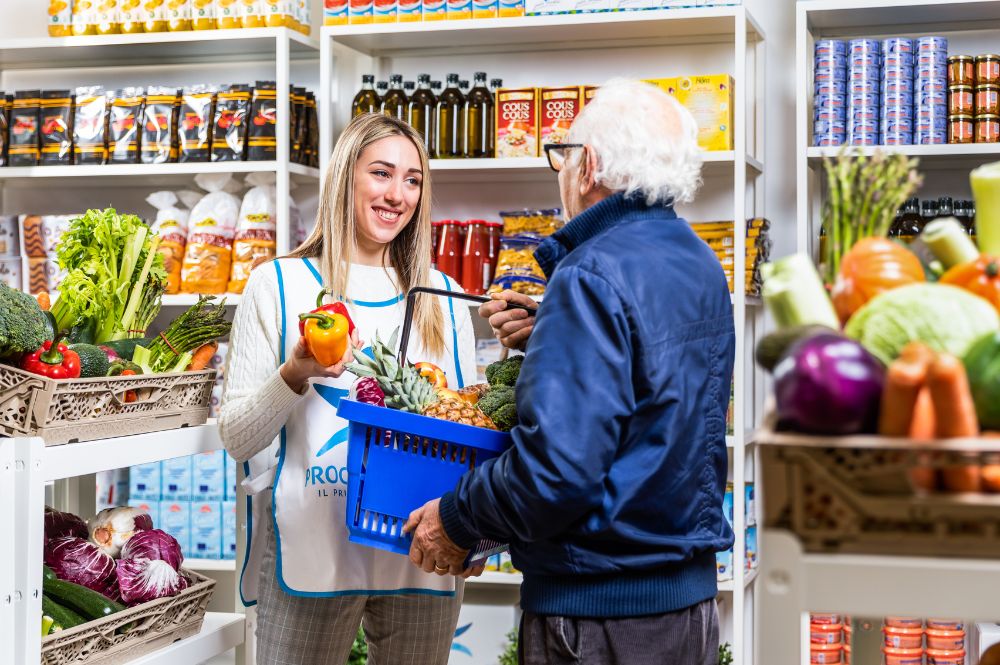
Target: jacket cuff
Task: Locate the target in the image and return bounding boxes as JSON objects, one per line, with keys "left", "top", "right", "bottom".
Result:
{"left": 439, "top": 491, "right": 480, "bottom": 550}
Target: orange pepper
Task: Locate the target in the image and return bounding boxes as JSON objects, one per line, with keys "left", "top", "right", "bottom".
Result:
{"left": 299, "top": 312, "right": 350, "bottom": 366}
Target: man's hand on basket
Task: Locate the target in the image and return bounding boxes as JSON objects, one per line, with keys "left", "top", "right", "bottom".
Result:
{"left": 479, "top": 290, "right": 536, "bottom": 352}
{"left": 404, "top": 498, "right": 473, "bottom": 576}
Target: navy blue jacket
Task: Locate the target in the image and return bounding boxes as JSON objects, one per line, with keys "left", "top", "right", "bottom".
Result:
{"left": 439, "top": 193, "right": 735, "bottom": 618}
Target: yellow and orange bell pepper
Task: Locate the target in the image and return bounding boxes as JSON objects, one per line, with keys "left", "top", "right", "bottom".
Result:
{"left": 299, "top": 312, "right": 350, "bottom": 366}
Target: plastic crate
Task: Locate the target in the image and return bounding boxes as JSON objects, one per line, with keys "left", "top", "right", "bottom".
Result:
{"left": 337, "top": 398, "right": 512, "bottom": 563}
{"left": 0, "top": 364, "right": 216, "bottom": 445}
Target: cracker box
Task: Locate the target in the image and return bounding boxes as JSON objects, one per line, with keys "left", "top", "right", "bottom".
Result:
{"left": 129, "top": 462, "right": 162, "bottom": 501}
{"left": 348, "top": 0, "right": 372, "bottom": 23}
{"left": 160, "top": 501, "right": 191, "bottom": 554}
{"left": 161, "top": 455, "right": 193, "bottom": 502}
{"left": 498, "top": 0, "right": 522, "bottom": 16}
{"left": 193, "top": 450, "right": 225, "bottom": 502}
{"left": 374, "top": 0, "right": 396, "bottom": 22}
{"left": 127, "top": 499, "right": 160, "bottom": 526}
{"left": 671, "top": 74, "right": 734, "bottom": 151}
{"left": 540, "top": 86, "right": 582, "bottom": 146}
{"left": 191, "top": 501, "right": 223, "bottom": 559}
{"left": 397, "top": 0, "right": 419, "bottom": 21}
{"left": 447, "top": 0, "right": 471, "bottom": 20}
{"left": 472, "top": 0, "right": 497, "bottom": 18}
{"left": 323, "top": 0, "right": 348, "bottom": 24}
{"left": 223, "top": 500, "right": 237, "bottom": 560}
{"left": 422, "top": 0, "right": 446, "bottom": 19}
{"left": 495, "top": 88, "right": 539, "bottom": 158}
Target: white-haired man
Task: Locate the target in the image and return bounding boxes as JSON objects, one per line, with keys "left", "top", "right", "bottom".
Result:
{"left": 405, "top": 79, "right": 736, "bottom": 665}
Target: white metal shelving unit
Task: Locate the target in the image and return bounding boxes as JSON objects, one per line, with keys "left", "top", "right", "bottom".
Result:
{"left": 772, "top": 2, "right": 1000, "bottom": 663}
{"left": 321, "top": 8, "right": 766, "bottom": 663}
{"left": 3, "top": 425, "right": 245, "bottom": 665}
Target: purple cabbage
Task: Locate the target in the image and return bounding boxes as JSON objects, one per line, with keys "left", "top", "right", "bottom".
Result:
{"left": 117, "top": 529, "right": 187, "bottom": 606}
{"left": 44, "top": 508, "right": 88, "bottom": 546}
{"left": 44, "top": 536, "right": 121, "bottom": 601}
{"left": 120, "top": 529, "right": 184, "bottom": 570}
{"left": 351, "top": 377, "right": 385, "bottom": 407}
{"left": 774, "top": 332, "right": 886, "bottom": 435}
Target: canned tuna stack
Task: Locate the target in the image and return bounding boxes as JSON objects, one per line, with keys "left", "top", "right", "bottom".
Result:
{"left": 847, "top": 39, "right": 881, "bottom": 146}
{"left": 881, "top": 38, "right": 914, "bottom": 145}
{"left": 813, "top": 40, "right": 847, "bottom": 147}
{"left": 916, "top": 36, "right": 949, "bottom": 145}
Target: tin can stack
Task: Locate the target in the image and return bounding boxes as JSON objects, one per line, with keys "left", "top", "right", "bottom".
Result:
{"left": 881, "top": 37, "right": 914, "bottom": 145}
{"left": 848, "top": 39, "right": 881, "bottom": 146}
{"left": 914, "top": 36, "right": 949, "bottom": 146}
{"left": 814, "top": 40, "right": 847, "bottom": 147}
{"left": 809, "top": 613, "right": 849, "bottom": 664}
{"left": 949, "top": 52, "right": 1000, "bottom": 143}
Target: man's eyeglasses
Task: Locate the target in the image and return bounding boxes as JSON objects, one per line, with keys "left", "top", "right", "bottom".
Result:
{"left": 543, "top": 143, "right": 585, "bottom": 172}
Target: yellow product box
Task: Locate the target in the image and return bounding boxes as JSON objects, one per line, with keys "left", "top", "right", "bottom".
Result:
{"left": 239, "top": 0, "right": 265, "bottom": 27}
{"left": 324, "top": 0, "right": 348, "bottom": 23}
{"left": 447, "top": 0, "right": 471, "bottom": 19}
{"left": 348, "top": 0, "right": 372, "bottom": 22}
{"left": 191, "top": 0, "right": 217, "bottom": 28}
{"left": 374, "top": 0, "right": 397, "bottom": 22}
{"left": 396, "top": 0, "right": 419, "bottom": 20}
{"left": 643, "top": 77, "right": 678, "bottom": 96}
{"left": 472, "top": 0, "right": 497, "bottom": 18}
{"left": 498, "top": 0, "right": 522, "bottom": 15}
{"left": 672, "top": 74, "right": 734, "bottom": 152}
{"left": 48, "top": 0, "right": 73, "bottom": 36}
{"left": 495, "top": 88, "right": 539, "bottom": 159}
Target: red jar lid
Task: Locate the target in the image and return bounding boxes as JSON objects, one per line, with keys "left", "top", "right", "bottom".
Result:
{"left": 485, "top": 221, "right": 503, "bottom": 228}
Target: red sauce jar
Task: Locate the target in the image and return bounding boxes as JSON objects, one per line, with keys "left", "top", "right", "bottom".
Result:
{"left": 976, "top": 114, "right": 1000, "bottom": 142}
{"left": 461, "top": 219, "right": 490, "bottom": 295}
{"left": 949, "top": 85, "right": 974, "bottom": 115}
{"left": 948, "top": 55, "right": 975, "bottom": 86}
{"left": 977, "top": 54, "right": 1000, "bottom": 85}
{"left": 435, "top": 220, "right": 463, "bottom": 283}
{"left": 976, "top": 84, "right": 1000, "bottom": 115}
{"left": 949, "top": 114, "right": 974, "bottom": 143}
{"left": 431, "top": 220, "right": 443, "bottom": 266}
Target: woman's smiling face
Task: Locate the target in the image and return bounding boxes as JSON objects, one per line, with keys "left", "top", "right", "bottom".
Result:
{"left": 353, "top": 135, "right": 424, "bottom": 259}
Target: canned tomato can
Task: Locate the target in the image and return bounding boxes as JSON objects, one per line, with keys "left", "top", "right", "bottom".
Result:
{"left": 850, "top": 65, "right": 882, "bottom": 82}
{"left": 814, "top": 133, "right": 846, "bottom": 147}
{"left": 976, "top": 85, "right": 1000, "bottom": 115}
{"left": 949, "top": 114, "right": 975, "bottom": 143}
{"left": 815, "top": 67, "right": 847, "bottom": 83}
{"left": 816, "top": 54, "right": 847, "bottom": 70}
{"left": 882, "top": 131, "right": 913, "bottom": 145}
{"left": 815, "top": 39, "right": 847, "bottom": 57}
{"left": 916, "top": 115, "right": 948, "bottom": 132}
{"left": 950, "top": 85, "right": 975, "bottom": 115}
{"left": 816, "top": 79, "right": 848, "bottom": 96}
{"left": 815, "top": 120, "right": 847, "bottom": 135}
{"left": 916, "top": 36, "right": 948, "bottom": 53}
{"left": 976, "top": 54, "right": 1000, "bottom": 85}
{"left": 849, "top": 38, "right": 881, "bottom": 53}
{"left": 976, "top": 114, "right": 1000, "bottom": 142}
{"left": 916, "top": 129, "right": 948, "bottom": 145}
{"left": 848, "top": 131, "right": 879, "bottom": 146}
{"left": 948, "top": 55, "right": 975, "bottom": 86}
{"left": 883, "top": 37, "right": 913, "bottom": 55}
{"left": 882, "top": 78, "right": 914, "bottom": 94}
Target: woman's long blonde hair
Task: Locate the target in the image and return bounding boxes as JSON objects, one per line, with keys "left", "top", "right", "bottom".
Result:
{"left": 288, "top": 113, "right": 444, "bottom": 356}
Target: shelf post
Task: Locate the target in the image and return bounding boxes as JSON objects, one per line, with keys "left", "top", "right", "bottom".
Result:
{"left": 276, "top": 31, "right": 292, "bottom": 257}
{"left": 13, "top": 437, "right": 44, "bottom": 665}
{"left": 0, "top": 439, "right": 16, "bottom": 665}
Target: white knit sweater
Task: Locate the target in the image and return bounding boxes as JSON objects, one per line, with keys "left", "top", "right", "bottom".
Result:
{"left": 218, "top": 261, "right": 476, "bottom": 465}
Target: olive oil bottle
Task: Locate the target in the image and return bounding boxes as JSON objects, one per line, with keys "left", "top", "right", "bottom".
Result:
{"left": 436, "top": 74, "right": 465, "bottom": 159}
{"left": 409, "top": 74, "right": 437, "bottom": 158}
{"left": 382, "top": 74, "right": 407, "bottom": 121}
{"left": 465, "top": 72, "right": 494, "bottom": 158}
{"left": 352, "top": 75, "right": 380, "bottom": 118}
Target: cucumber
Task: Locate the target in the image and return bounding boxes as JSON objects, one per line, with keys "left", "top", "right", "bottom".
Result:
{"left": 67, "top": 319, "right": 97, "bottom": 345}
{"left": 101, "top": 337, "right": 153, "bottom": 362}
{"left": 42, "top": 594, "right": 87, "bottom": 631}
{"left": 42, "top": 564, "right": 57, "bottom": 581}
{"left": 43, "top": 578, "right": 124, "bottom": 622}
{"left": 754, "top": 324, "right": 835, "bottom": 373}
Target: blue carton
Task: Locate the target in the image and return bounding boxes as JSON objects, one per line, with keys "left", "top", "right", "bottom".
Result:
{"left": 191, "top": 501, "right": 223, "bottom": 559}
{"left": 223, "top": 500, "right": 237, "bottom": 560}
{"left": 723, "top": 484, "right": 734, "bottom": 527}
{"left": 225, "top": 453, "right": 238, "bottom": 501}
{"left": 129, "top": 462, "right": 162, "bottom": 501}
{"left": 193, "top": 451, "right": 225, "bottom": 502}
{"left": 127, "top": 499, "right": 159, "bottom": 526}
{"left": 161, "top": 456, "right": 193, "bottom": 501}
{"left": 159, "top": 501, "right": 191, "bottom": 554}
{"left": 716, "top": 549, "right": 733, "bottom": 582}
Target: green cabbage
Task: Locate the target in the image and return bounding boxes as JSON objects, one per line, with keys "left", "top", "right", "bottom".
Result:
{"left": 845, "top": 283, "right": 1000, "bottom": 365}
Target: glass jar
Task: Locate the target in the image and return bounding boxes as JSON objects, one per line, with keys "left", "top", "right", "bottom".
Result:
{"left": 949, "top": 85, "right": 974, "bottom": 115}
{"left": 435, "top": 220, "right": 462, "bottom": 283}
{"left": 949, "top": 114, "right": 974, "bottom": 144}
{"left": 461, "top": 220, "right": 489, "bottom": 295}
{"left": 431, "top": 220, "right": 443, "bottom": 267}
{"left": 977, "top": 54, "right": 1000, "bottom": 85}
{"left": 948, "top": 55, "right": 975, "bottom": 86}
{"left": 976, "top": 114, "right": 1000, "bottom": 143}
{"left": 976, "top": 85, "right": 1000, "bottom": 115}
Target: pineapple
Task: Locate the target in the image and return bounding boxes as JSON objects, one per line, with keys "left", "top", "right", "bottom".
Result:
{"left": 346, "top": 329, "right": 497, "bottom": 429}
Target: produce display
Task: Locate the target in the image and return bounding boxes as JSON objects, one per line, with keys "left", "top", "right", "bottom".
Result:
{"left": 760, "top": 150, "right": 1000, "bottom": 494}
{"left": 40, "top": 505, "right": 189, "bottom": 637}
{"left": 345, "top": 324, "right": 522, "bottom": 431}
{"left": 0, "top": 83, "right": 317, "bottom": 168}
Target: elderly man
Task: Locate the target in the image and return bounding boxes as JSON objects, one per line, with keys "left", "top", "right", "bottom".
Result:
{"left": 404, "top": 79, "right": 735, "bottom": 665}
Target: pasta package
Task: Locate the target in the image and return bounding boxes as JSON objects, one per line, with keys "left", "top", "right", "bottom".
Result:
{"left": 182, "top": 173, "right": 240, "bottom": 294}
{"left": 10, "top": 90, "right": 41, "bottom": 167}
{"left": 141, "top": 86, "right": 179, "bottom": 164}
{"left": 488, "top": 234, "right": 546, "bottom": 295}
{"left": 73, "top": 86, "right": 108, "bottom": 165}
{"left": 212, "top": 84, "right": 251, "bottom": 162}
{"left": 499, "top": 208, "right": 562, "bottom": 237}
{"left": 39, "top": 90, "right": 74, "bottom": 165}
{"left": 229, "top": 172, "right": 277, "bottom": 294}
{"left": 148, "top": 191, "right": 190, "bottom": 294}
{"left": 109, "top": 87, "right": 145, "bottom": 164}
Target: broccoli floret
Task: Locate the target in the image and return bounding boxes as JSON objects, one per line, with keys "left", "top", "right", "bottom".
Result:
{"left": 485, "top": 355, "right": 524, "bottom": 387}
{"left": 490, "top": 402, "right": 519, "bottom": 432}
{"left": 478, "top": 385, "right": 515, "bottom": 416}
{"left": 0, "top": 283, "right": 47, "bottom": 359}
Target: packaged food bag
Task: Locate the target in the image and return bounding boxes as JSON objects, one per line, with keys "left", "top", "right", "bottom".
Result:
{"left": 191, "top": 0, "right": 217, "bottom": 28}
{"left": 212, "top": 84, "right": 251, "bottom": 162}
{"left": 488, "top": 234, "right": 547, "bottom": 295}
{"left": 179, "top": 85, "right": 215, "bottom": 163}
{"left": 9, "top": 90, "right": 41, "bottom": 167}
{"left": 141, "top": 86, "right": 179, "bottom": 164}
{"left": 148, "top": 191, "right": 190, "bottom": 294}
{"left": 239, "top": 0, "right": 265, "bottom": 27}
{"left": 228, "top": 173, "right": 277, "bottom": 294}
{"left": 119, "top": 0, "right": 145, "bottom": 32}
{"left": 0, "top": 95, "right": 9, "bottom": 168}
{"left": 247, "top": 81, "right": 277, "bottom": 161}
{"left": 48, "top": 0, "right": 73, "bottom": 36}
{"left": 109, "top": 87, "right": 145, "bottom": 164}
{"left": 182, "top": 173, "right": 240, "bottom": 294}
{"left": 72, "top": 0, "right": 98, "bottom": 35}
{"left": 73, "top": 86, "right": 108, "bottom": 165}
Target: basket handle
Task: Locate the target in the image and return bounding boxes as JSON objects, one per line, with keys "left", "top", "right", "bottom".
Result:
{"left": 397, "top": 287, "right": 537, "bottom": 367}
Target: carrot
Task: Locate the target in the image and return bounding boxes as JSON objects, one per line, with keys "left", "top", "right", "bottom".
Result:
{"left": 908, "top": 387, "right": 937, "bottom": 440}
{"left": 187, "top": 341, "right": 218, "bottom": 371}
{"left": 928, "top": 353, "right": 980, "bottom": 439}
{"left": 36, "top": 291, "right": 50, "bottom": 311}
{"left": 878, "top": 346, "right": 933, "bottom": 437}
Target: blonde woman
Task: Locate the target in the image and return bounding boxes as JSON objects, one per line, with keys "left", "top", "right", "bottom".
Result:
{"left": 219, "top": 114, "right": 476, "bottom": 664}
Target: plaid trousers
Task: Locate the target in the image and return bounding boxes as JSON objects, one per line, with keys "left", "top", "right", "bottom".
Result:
{"left": 256, "top": 513, "right": 464, "bottom": 665}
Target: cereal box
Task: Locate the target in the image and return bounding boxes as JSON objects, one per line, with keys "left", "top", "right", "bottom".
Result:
{"left": 498, "top": 0, "right": 522, "bottom": 15}
{"left": 129, "top": 463, "right": 162, "bottom": 501}
{"left": 193, "top": 450, "right": 225, "bottom": 502}
{"left": 348, "top": 0, "right": 372, "bottom": 22}
{"left": 397, "top": 0, "right": 419, "bottom": 21}
{"left": 447, "top": 0, "right": 471, "bottom": 20}
{"left": 374, "top": 0, "right": 396, "bottom": 21}
{"left": 540, "top": 86, "right": 582, "bottom": 146}
{"left": 324, "top": 0, "right": 348, "bottom": 23}
{"left": 581, "top": 85, "right": 599, "bottom": 106}
{"left": 671, "top": 74, "right": 734, "bottom": 151}
{"left": 162, "top": 456, "right": 193, "bottom": 501}
{"left": 473, "top": 0, "right": 497, "bottom": 18}
{"left": 495, "top": 88, "right": 538, "bottom": 158}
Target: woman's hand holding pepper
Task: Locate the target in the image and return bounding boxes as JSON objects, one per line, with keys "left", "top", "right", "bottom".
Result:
{"left": 280, "top": 328, "right": 362, "bottom": 394}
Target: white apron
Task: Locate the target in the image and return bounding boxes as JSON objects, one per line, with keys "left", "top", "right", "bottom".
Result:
{"left": 239, "top": 258, "right": 472, "bottom": 603}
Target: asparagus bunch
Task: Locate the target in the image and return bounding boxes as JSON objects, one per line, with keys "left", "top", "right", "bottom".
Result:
{"left": 134, "top": 296, "right": 231, "bottom": 373}
{"left": 821, "top": 148, "right": 922, "bottom": 283}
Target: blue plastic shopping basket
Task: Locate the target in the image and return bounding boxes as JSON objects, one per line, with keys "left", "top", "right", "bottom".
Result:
{"left": 337, "top": 287, "right": 535, "bottom": 565}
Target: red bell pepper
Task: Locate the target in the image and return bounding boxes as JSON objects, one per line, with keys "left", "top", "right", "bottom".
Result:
{"left": 298, "top": 289, "right": 355, "bottom": 337}
{"left": 21, "top": 336, "right": 81, "bottom": 380}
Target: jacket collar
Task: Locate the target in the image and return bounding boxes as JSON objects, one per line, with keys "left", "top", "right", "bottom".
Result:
{"left": 535, "top": 193, "right": 676, "bottom": 278}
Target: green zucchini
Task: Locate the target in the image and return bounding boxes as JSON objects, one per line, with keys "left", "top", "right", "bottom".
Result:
{"left": 67, "top": 319, "right": 97, "bottom": 345}
{"left": 42, "top": 594, "right": 87, "bottom": 631}
{"left": 43, "top": 578, "right": 124, "bottom": 622}
{"left": 42, "top": 564, "right": 57, "bottom": 581}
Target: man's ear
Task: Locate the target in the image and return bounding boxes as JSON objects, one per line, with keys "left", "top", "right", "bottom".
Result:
{"left": 578, "top": 145, "right": 599, "bottom": 197}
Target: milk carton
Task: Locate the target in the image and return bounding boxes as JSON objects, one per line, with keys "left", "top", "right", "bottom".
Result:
{"left": 191, "top": 501, "right": 223, "bottom": 559}
{"left": 472, "top": 0, "right": 496, "bottom": 18}
{"left": 225, "top": 453, "right": 239, "bottom": 501}
{"left": 161, "top": 456, "right": 193, "bottom": 502}
{"left": 374, "top": 0, "right": 396, "bottom": 22}
{"left": 447, "top": 0, "right": 471, "bottom": 20}
{"left": 129, "top": 462, "right": 162, "bottom": 501}
{"left": 348, "top": 0, "right": 372, "bottom": 23}
{"left": 192, "top": 450, "right": 225, "bottom": 502}
{"left": 159, "top": 501, "right": 191, "bottom": 554}
{"left": 397, "top": 0, "right": 419, "bottom": 21}
{"left": 223, "top": 500, "right": 237, "bottom": 560}
{"left": 127, "top": 499, "right": 160, "bottom": 526}
{"left": 323, "top": 0, "right": 348, "bottom": 24}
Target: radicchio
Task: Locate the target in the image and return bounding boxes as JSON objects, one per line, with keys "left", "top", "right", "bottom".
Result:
{"left": 44, "top": 537, "right": 120, "bottom": 601}
{"left": 120, "top": 529, "right": 184, "bottom": 571}
{"left": 44, "top": 508, "right": 88, "bottom": 546}
{"left": 88, "top": 506, "right": 154, "bottom": 558}
{"left": 351, "top": 377, "right": 385, "bottom": 407}
{"left": 117, "top": 529, "right": 187, "bottom": 606}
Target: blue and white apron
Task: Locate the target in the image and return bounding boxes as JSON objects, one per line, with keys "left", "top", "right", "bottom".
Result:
{"left": 239, "top": 258, "right": 472, "bottom": 603}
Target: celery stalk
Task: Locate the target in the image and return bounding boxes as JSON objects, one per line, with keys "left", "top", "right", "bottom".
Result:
{"left": 761, "top": 254, "right": 840, "bottom": 330}
{"left": 113, "top": 235, "right": 162, "bottom": 341}
{"left": 921, "top": 218, "right": 980, "bottom": 270}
